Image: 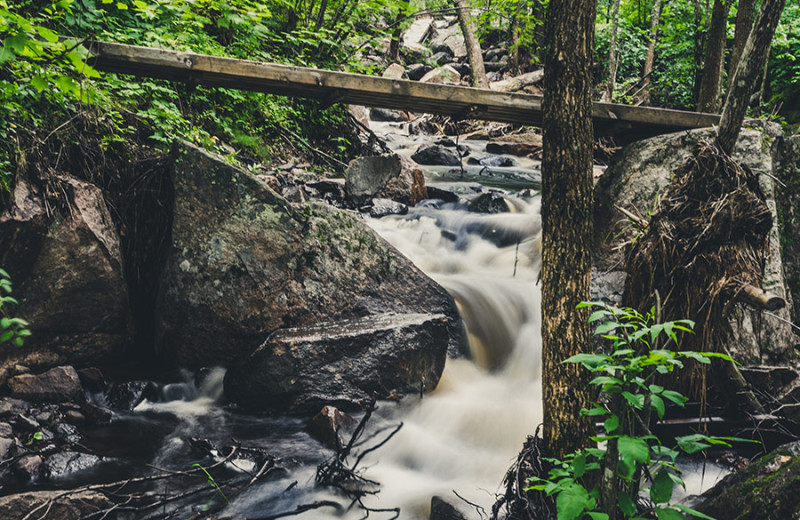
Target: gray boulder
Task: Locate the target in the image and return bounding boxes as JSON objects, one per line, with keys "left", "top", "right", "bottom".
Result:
{"left": 157, "top": 142, "right": 464, "bottom": 406}
{"left": 411, "top": 144, "right": 461, "bottom": 166}
{"left": 0, "top": 178, "right": 132, "bottom": 384}
{"left": 345, "top": 153, "right": 427, "bottom": 205}
{"left": 225, "top": 313, "right": 449, "bottom": 412}
{"left": 594, "top": 125, "right": 799, "bottom": 364}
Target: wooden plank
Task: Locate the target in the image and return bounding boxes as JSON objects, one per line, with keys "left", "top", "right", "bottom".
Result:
{"left": 86, "top": 41, "right": 720, "bottom": 137}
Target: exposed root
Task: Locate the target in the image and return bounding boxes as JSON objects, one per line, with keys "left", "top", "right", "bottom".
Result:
{"left": 492, "top": 427, "right": 555, "bottom": 520}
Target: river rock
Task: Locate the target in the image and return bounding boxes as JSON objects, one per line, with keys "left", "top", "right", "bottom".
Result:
{"left": 0, "top": 177, "right": 132, "bottom": 385}
{"left": 467, "top": 156, "right": 515, "bottom": 167}
{"left": 407, "top": 63, "right": 433, "bottom": 81}
{"left": 594, "top": 125, "right": 799, "bottom": 364}
{"left": 105, "top": 380, "right": 159, "bottom": 411}
{"left": 307, "top": 405, "right": 357, "bottom": 449}
{"left": 369, "top": 107, "right": 411, "bottom": 122}
{"left": 43, "top": 451, "right": 102, "bottom": 480}
{"left": 225, "top": 313, "right": 449, "bottom": 412}
{"left": 694, "top": 440, "right": 800, "bottom": 519}
{"left": 411, "top": 144, "right": 461, "bottom": 166}
{"left": 8, "top": 366, "right": 83, "bottom": 403}
{"left": 468, "top": 193, "right": 512, "bottom": 214}
{"left": 0, "top": 490, "right": 111, "bottom": 520}
{"left": 368, "top": 198, "right": 408, "bottom": 218}
{"left": 345, "top": 153, "right": 426, "bottom": 205}
{"left": 419, "top": 65, "right": 461, "bottom": 85}
{"left": 158, "top": 142, "right": 464, "bottom": 380}
{"left": 430, "top": 495, "right": 474, "bottom": 520}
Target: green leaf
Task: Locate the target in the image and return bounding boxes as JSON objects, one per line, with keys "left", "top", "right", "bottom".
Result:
{"left": 651, "top": 445, "right": 679, "bottom": 461}
{"left": 618, "top": 491, "right": 636, "bottom": 516}
{"left": 621, "top": 391, "right": 645, "bottom": 409}
{"left": 587, "top": 514, "right": 609, "bottom": 520}
{"left": 604, "top": 415, "right": 620, "bottom": 433}
{"left": 650, "top": 469, "right": 674, "bottom": 504}
{"left": 618, "top": 436, "right": 650, "bottom": 463}
{"left": 655, "top": 507, "right": 685, "bottom": 520}
{"left": 573, "top": 452, "right": 586, "bottom": 478}
{"left": 676, "top": 435, "right": 710, "bottom": 454}
{"left": 651, "top": 394, "right": 666, "bottom": 419}
{"left": 564, "top": 353, "right": 608, "bottom": 366}
{"left": 31, "top": 75, "right": 48, "bottom": 92}
{"left": 661, "top": 390, "right": 688, "bottom": 406}
{"left": 594, "top": 321, "right": 618, "bottom": 335}
{"left": 582, "top": 406, "right": 609, "bottom": 417}
{"left": 556, "top": 484, "right": 593, "bottom": 520}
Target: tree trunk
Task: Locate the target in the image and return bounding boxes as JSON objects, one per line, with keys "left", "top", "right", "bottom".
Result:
{"left": 314, "top": 0, "right": 329, "bottom": 30}
{"left": 509, "top": 0, "right": 524, "bottom": 75}
{"left": 693, "top": 0, "right": 706, "bottom": 101}
{"left": 388, "top": 6, "right": 406, "bottom": 63}
{"left": 454, "top": 0, "right": 489, "bottom": 88}
{"left": 717, "top": 0, "right": 786, "bottom": 154}
{"left": 640, "top": 0, "right": 664, "bottom": 105}
{"left": 729, "top": 0, "right": 756, "bottom": 77}
{"left": 696, "top": 0, "right": 731, "bottom": 113}
{"left": 541, "top": 0, "right": 597, "bottom": 459}
{"left": 602, "top": 0, "right": 622, "bottom": 102}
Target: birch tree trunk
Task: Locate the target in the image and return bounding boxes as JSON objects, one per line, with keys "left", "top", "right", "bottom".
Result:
{"left": 717, "top": 0, "right": 786, "bottom": 154}
{"left": 602, "top": 0, "right": 622, "bottom": 102}
{"left": 454, "top": 0, "right": 489, "bottom": 88}
{"left": 542, "top": 0, "right": 597, "bottom": 459}
{"left": 640, "top": 0, "right": 664, "bottom": 105}
{"left": 696, "top": 0, "right": 731, "bottom": 113}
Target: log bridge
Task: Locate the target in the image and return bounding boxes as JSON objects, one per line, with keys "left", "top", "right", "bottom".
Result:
{"left": 87, "top": 41, "right": 721, "bottom": 140}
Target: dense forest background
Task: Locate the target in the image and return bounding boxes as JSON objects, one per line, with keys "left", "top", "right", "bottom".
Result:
{"left": 1, "top": 0, "right": 798, "bottom": 203}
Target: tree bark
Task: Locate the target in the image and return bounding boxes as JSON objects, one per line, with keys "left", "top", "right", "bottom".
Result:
{"left": 602, "top": 0, "right": 622, "bottom": 102}
{"left": 388, "top": 6, "right": 406, "bottom": 63}
{"left": 640, "top": 0, "right": 664, "bottom": 105}
{"left": 509, "top": 0, "right": 524, "bottom": 75}
{"left": 454, "top": 0, "right": 489, "bottom": 88}
{"left": 693, "top": 0, "right": 706, "bottom": 101}
{"left": 717, "top": 0, "right": 786, "bottom": 154}
{"left": 696, "top": 0, "right": 732, "bottom": 113}
{"left": 729, "top": 0, "right": 756, "bottom": 78}
{"left": 542, "top": 0, "right": 597, "bottom": 459}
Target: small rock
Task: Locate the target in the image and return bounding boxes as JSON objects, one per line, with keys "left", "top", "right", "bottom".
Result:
{"left": 308, "top": 405, "right": 358, "bottom": 449}
{"left": 430, "top": 495, "right": 471, "bottom": 520}
{"left": 63, "top": 410, "right": 87, "bottom": 426}
{"left": 80, "top": 403, "right": 113, "bottom": 426}
{"left": 435, "top": 137, "right": 457, "bottom": 147}
{"left": 484, "top": 48, "right": 508, "bottom": 62}
{"left": 426, "top": 186, "right": 460, "bottom": 203}
{"left": 419, "top": 65, "right": 461, "bottom": 85}
{"left": 407, "top": 63, "right": 433, "bottom": 81}
{"left": 106, "top": 381, "right": 159, "bottom": 412}
{"left": 467, "top": 156, "right": 515, "bottom": 167}
{"left": 411, "top": 144, "right": 461, "bottom": 166}
{"left": 8, "top": 366, "right": 84, "bottom": 404}
{"left": 43, "top": 451, "right": 102, "bottom": 480}
{"left": 281, "top": 185, "right": 306, "bottom": 203}
{"left": 12, "top": 455, "right": 42, "bottom": 483}
{"left": 382, "top": 63, "right": 405, "bottom": 79}
{"left": 430, "top": 42, "right": 453, "bottom": 55}
{"left": 0, "top": 422, "right": 12, "bottom": 437}
{"left": 369, "top": 107, "right": 410, "bottom": 122}
{"left": 431, "top": 51, "right": 453, "bottom": 65}
{"left": 0, "top": 398, "right": 28, "bottom": 417}
{"left": 486, "top": 141, "right": 541, "bottom": 157}
{"left": 486, "top": 71, "right": 502, "bottom": 82}
{"left": 367, "top": 198, "right": 408, "bottom": 218}
{"left": 450, "top": 63, "right": 471, "bottom": 77}
{"left": 467, "top": 193, "right": 512, "bottom": 214}
{"left": 77, "top": 367, "right": 106, "bottom": 394}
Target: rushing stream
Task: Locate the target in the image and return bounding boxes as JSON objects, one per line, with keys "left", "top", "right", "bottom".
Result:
{"left": 92, "top": 121, "right": 725, "bottom": 519}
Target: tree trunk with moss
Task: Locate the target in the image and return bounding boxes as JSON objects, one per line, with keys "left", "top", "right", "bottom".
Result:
{"left": 541, "top": 0, "right": 597, "bottom": 459}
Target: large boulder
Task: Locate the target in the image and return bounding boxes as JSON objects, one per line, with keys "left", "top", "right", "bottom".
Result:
{"left": 157, "top": 142, "right": 464, "bottom": 408}
{"left": 225, "top": 313, "right": 449, "bottom": 412}
{"left": 0, "top": 177, "right": 132, "bottom": 384}
{"left": 594, "top": 125, "right": 799, "bottom": 364}
{"left": 694, "top": 440, "right": 800, "bottom": 519}
{"left": 344, "top": 153, "right": 427, "bottom": 205}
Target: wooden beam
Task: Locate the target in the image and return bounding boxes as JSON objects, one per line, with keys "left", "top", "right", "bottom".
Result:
{"left": 86, "top": 41, "right": 721, "bottom": 137}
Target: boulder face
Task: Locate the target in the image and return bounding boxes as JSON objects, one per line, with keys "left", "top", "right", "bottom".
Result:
{"left": 778, "top": 134, "right": 800, "bottom": 329}
{"left": 695, "top": 440, "right": 800, "bottom": 520}
{"left": 0, "top": 177, "right": 132, "bottom": 384}
{"left": 225, "top": 313, "right": 449, "bottom": 412}
{"left": 158, "top": 143, "right": 465, "bottom": 407}
{"left": 344, "top": 153, "right": 426, "bottom": 205}
{"left": 594, "top": 125, "right": 799, "bottom": 364}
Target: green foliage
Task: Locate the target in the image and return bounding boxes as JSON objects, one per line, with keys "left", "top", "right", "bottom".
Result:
{"left": 530, "top": 302, "right": 753, "bottom": 520}
{"left": 0, "top": 268, "right": 31, "bottom": 347}
{"left": 193, "top": 463, "right": 230, "bottom": 509}
{"left": 768, "top": 4, "right": 800, "bottom": 122}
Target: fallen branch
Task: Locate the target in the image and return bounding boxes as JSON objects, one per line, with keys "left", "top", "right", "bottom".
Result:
{"left": 738, "top": 283, "right": 786, "bottom": 311}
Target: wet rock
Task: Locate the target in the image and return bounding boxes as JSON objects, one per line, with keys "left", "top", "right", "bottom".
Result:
{"left": 426, "top": 186, "right": 460, "bottom": 203}
{"left": 594, "top": 125, "right": 799, "bottom": 364}
{"left": 0, "top": 490, "right": 111, "bottom": 520}
{"left": 695, "top": 440, "right": 800, "bottom": 519}
{"left": 158, "top": 142, "right": 464, "bottom": 368}
{"left": 0, "top": 177, "right": 132, "bottom": 385}
{"left": 308, "top": 405, "right": 358, "bottom": 449}
{"left": 467, "top": 156, "right": 515, "bottom": 167}
{"left": 369, "top": 108, "right": 410, "bottom": 122}
{"left": 435, "top": 137, "right": 457, "bottom": 147}
{"left": 419, "top": 65, "right": 461, "bottom": 85}
{"left": 467, "top": 193, "right": 512, "bottom": 214}
{"left": 345, "top": 153, "right": 427, "bottom": 205}
{"left": 411, "top": 144, "right": 461, "bottom": 166}
{"left": 225, "top": 313, "right": 450, "bottom": 412}
{"left": 368, "top": 198, "right": 408, "bottom": 218}
{"left": 43, "top": 451, "right": 102, "bottom": 480}
{"left": 106, "top": 380, "right": 159, "bottom": 411}
{"left": 407, "top": 63, "right": 433, "bottom": 81}
{"left": 80, "top": 402, "right": 113, "bottom": 426}
{"left": 486, "top": 140, "right": 542, "bottom": 157}
{"left": 8, "top": 366, "right": 83, "bottom": 404}
{"left": 430, "top": 495, "right": 473, "bottom": 520}
{"left": 76, "top": 367, "right": 106, "bottom": 394}
{"left": 12, "top": 455, "right": 42, "bottom": 483}
{"left": 432, "top": 51, "right": 453, "bottom": 66}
